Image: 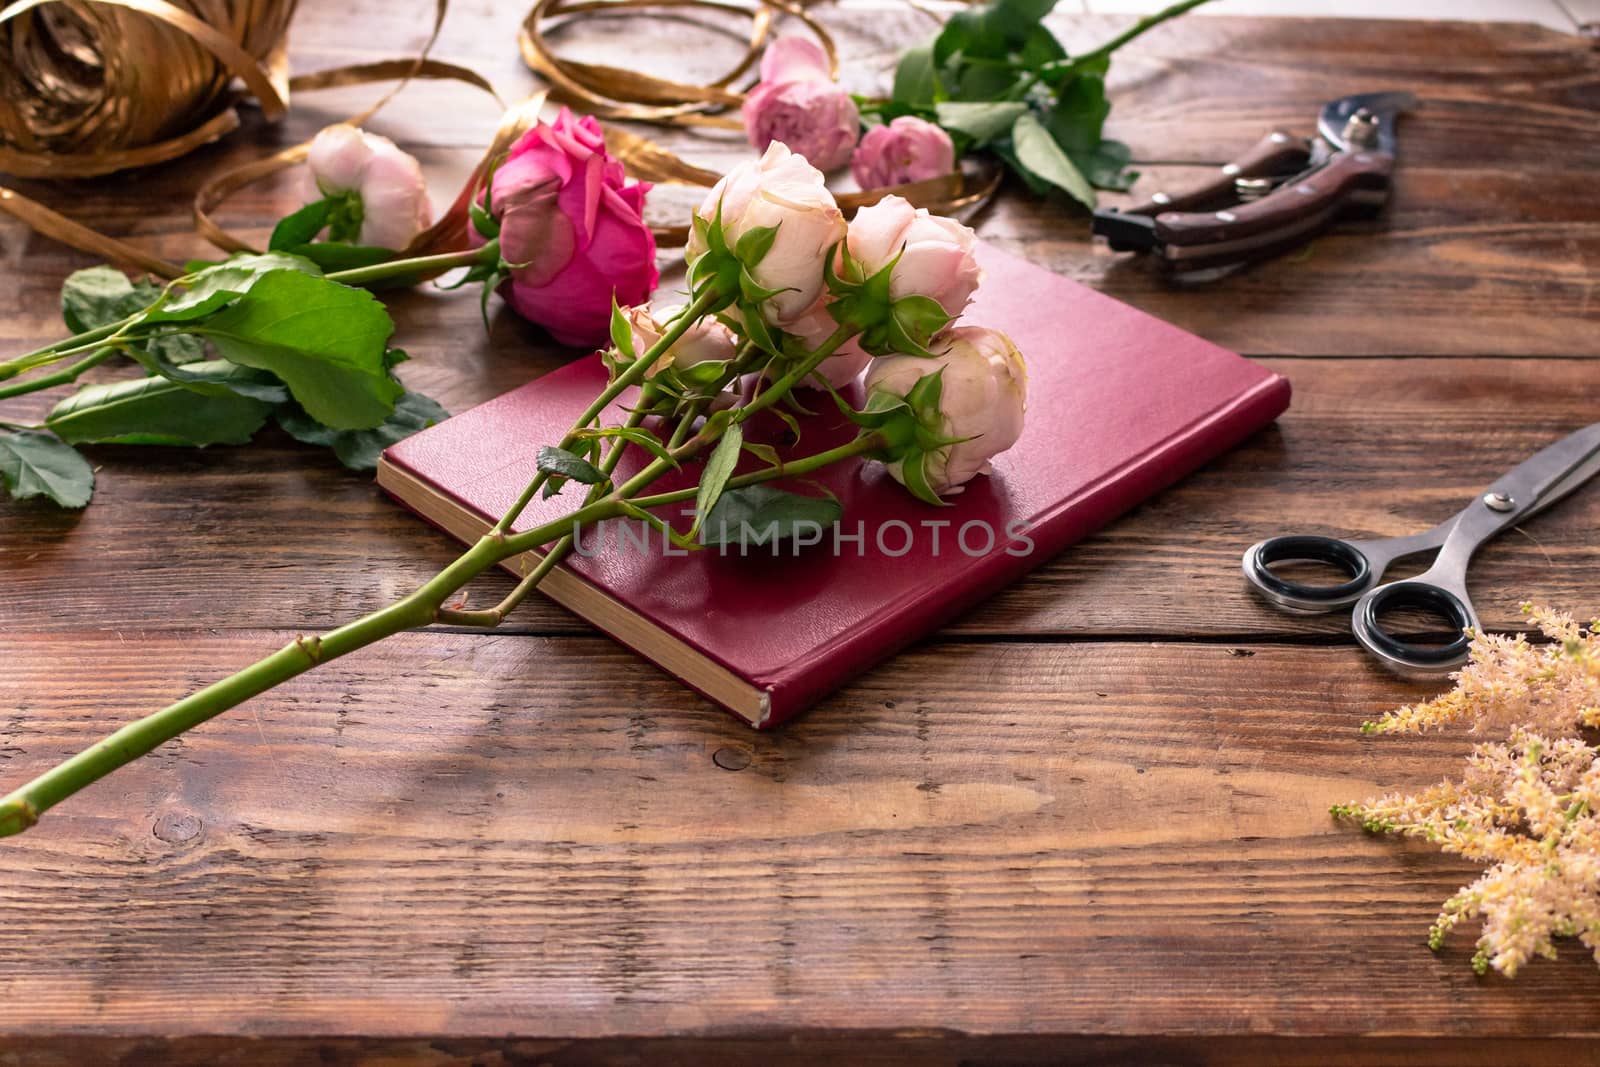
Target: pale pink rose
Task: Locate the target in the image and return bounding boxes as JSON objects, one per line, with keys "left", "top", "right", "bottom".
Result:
{"left": 851, "top": 116, "right": 956, "bottom": 188}
{"left": 843, "top": 195, "right": 982, "bottom": 318}
{"left": 742, "top": 36, "right": 859, "bottom": 172}
{"left": 487, "top": 108, "right": 659, "bottom": 349}
{"left": 626, "top": 304, "right": 739, "bottom": 374}
{"left": 865, "top": 325, "right": 1027, "bottom": 496}
{"left": 758, "top": 35, "right": 833, "bottom": 84}
{"left": 686, "top": 142, "right": 846, "bottom": 327}
{"left": 782, "top": 298, "right": 870, "bottom": 389}
{"left": 304, "top": 123, "right": 431, "bottom": 250}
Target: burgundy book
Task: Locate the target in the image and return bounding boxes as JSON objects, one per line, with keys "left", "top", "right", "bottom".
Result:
{"left": 378, "top": 243, "right": 1290, "bottom": 728}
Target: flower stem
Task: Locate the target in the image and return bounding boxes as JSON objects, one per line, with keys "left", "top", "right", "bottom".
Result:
{"left": 489, "top": 289, "right": 724, "bottom": 536}
{"left": 1008, "top": 0, "right": 1212, "bottom": 99}
{"left": 0, "top": 348, "right": 116, "bottom": 402}
{"left": 326, "top": 242, "right": 498, "bottom": 287}
{"left": 629, "top": 433, "right": 884, "bottom": 511}
{"left": 0, "top": 320, "right": 127, "bottom": 382}
{"left": 0, "top": 496, "right": 617, "bottom": 838}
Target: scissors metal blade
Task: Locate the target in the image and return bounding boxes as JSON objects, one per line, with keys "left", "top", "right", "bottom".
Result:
{"left": 1489, "top": 421, "right": 1600, "bottom": 523}
{"left": 1317, "top": 91, "right": 1415, "bottom": 155}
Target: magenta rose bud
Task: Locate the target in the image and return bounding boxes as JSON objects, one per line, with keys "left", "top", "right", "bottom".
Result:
{"left": 489, "top": 108, "right": 659, "bottom": 349}
{"left": 742, "top": 36, "right": 860, "bottom": 172}
{"left": 851, "top": 116, "right": 956, "bottom": 188}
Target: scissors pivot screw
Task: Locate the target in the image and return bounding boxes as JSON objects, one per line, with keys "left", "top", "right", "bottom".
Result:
{"left": 1483, "top": 491, "right": 1516, "bottom": 512}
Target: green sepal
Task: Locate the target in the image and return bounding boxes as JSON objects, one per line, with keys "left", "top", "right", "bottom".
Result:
{"left": 269, "top": 198, "right": 334, "bottom": 252}
{"left": 741, "top": 440, "right": 781, "bottom": 467}
{"left": 571, "top": 424, "right": 680, "bottom": 469}
{"left": 897, "top": 448, "right": 948, "bottom": 506}
{"left": 734, "top": 224, "right": 780, "bottom": 269}
{"left": 686, "top": 198, "right": 741, "bottom": 314}
{"left": 470, "top": 196, "right": 499, "bottom": 240}
{"left": 610, "top": 299, "right": 637, "bottom": 364}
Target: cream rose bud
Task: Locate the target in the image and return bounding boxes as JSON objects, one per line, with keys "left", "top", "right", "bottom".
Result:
{"left": 843, "top": 195, "right": 981, "bottom": 318}
{"left": 782, "top": 299, "right": 870, "bottom": 389}
{"left": 304, "top": 123, "right": 431, "bottom": 251}
{"left": 626, "top": 304, "right": 739, "bottom": 374}
{"left": 686, "top": 142, "right": 846, "bottom": 326}
{"left": 866, "top": 325, "right": 1027, "bottom": 496}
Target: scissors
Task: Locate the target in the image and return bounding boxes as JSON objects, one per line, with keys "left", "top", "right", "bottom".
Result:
{"left": 1242, "top": 422, "right": 1600, "bottom": 677}
{"left": 1092, "top": 90, "right": 1415, "bottom": 282}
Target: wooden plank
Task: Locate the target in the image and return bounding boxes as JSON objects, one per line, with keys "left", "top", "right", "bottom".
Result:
{"left": 3, "top": 357, "right": 1596, "bottom": 638}
{"left": 3, "top": 632, "right": 1600, "bottom": 1052}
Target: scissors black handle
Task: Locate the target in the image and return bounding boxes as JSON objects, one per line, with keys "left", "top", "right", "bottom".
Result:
{"left": 1243, "top": 535, "right": 1373, "bottom": 610}
{"left": 1352, "top": 581, "right": 1475, "bottom": 671}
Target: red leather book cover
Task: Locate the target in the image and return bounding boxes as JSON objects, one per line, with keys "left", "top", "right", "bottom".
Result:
{"left": 379, "top": 242, "right": 1291, "bottom": 727}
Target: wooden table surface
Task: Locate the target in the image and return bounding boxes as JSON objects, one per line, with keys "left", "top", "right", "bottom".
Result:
{"left": 3, "top": 3, "right": 1600, "bottom": 1064}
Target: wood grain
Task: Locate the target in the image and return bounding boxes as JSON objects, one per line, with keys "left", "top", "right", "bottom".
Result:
{"left": 5, "top": 632, "right": 1600, "bottom": 1053}
{"left": 1, "top": 2, "right": 1599, "bottom": 1063}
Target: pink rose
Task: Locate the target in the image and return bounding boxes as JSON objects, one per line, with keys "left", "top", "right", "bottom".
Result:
{"left": 866, "top": 325, "right": 1028, "bottom": 496}
{"left": 759, "top": 35, "right": 833, "bottom": 84}
{"left": 742, "top": 36, "right": 860, "bottom": 172}
{"left": 626, "top": 303, "right": 739, "bottom": 374}
{"left": 782, "top": 298, "right": 870, "bottom": 389}
{"left": 843, "top": 195, "right": 981, "bottom": 318}
{"left": 686, "top": 142, "right": 846, "bottom": 328}
{"left": 870, "top": 326, "right": 1030, "bottom": 495}
{"left": 851, "top": 116, "right": 956, "bottom": 189}
{"left": 304, "top": 124, "right": 431, "bottom": 250}
{"left": 488, "top": 108, "right": 659, "bottom": 349}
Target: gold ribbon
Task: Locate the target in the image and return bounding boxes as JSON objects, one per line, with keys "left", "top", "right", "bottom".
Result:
{"left": 0, "top": 0, "right": 538, "bottom": 278}
{"left": 0, "top": 0, "right": 295, "bottom": 178}
{"left": 526, "top": 0, "right": 1000, "bottom": 245}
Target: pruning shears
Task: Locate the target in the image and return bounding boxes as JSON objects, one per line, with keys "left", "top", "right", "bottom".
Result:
{"left": 1091, "top": 91, "right": 1416, "bottom": 281}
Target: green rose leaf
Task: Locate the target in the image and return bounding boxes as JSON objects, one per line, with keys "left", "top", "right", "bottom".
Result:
{"left": 934, "top": 101, "right": 1028, "bottom": 146}
{"left": 537, "top": 444, "right": 606, "bottom": 485}
{"left": 692, "top": 421, "right": 743, "bottom": 536}
{"left": 126, "top": 344, "right": 289, "bottom": 405}
{"left": 700, "top": 485, "right": 843, "bottom": 548}
{"left": 156, "top": 252, "right": 322, "bottom": 319}
{"left": 1046, "top": 66, "right": 1112, "bottom": 165}
{"left": 278, "top": 390, "right": 448, "bottom": 471}
{"left": 0, "top": 430, "right": 94, "bottom": 508}
{"left": 1009, "top": 111, "right": 1097, "bottom": 209}
{"left": 1077, "top": 137, "right": 1138, "bottom": 191}
{"left": 190, "top": 269, "right": 400, "bottom": 430}
{"left": 61, "top": 266, "right": 162, "bottom": 333}
{"left": 892, "top": 41, "right": 940, "bottom": 109}
{"left": 46, "top": 365, "right": 275, "bottom": 447}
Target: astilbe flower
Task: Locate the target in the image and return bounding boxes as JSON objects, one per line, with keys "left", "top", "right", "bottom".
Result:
{"left": 1335, "top": 606, "right": 1600, "bottom": 976}
{"left": 1362, "top": 604, "right": 1600, "bottom": 736}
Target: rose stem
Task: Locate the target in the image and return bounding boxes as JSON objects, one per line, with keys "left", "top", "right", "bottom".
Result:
{"left": 0, "top": 349, "right": 116, "bottom": 402}
{"left": 0, "top": 291, "right": 718, "bottom": 837}
{"left": 439, "top": 341, "right": 767, "bottom": 628}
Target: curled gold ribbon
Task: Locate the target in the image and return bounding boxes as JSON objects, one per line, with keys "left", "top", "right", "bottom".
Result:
{"left": 0, "top": 0, "right": 295, "bottom": 178}
{"left": 0, "top": 0, "right": 537, "bottom": 278}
